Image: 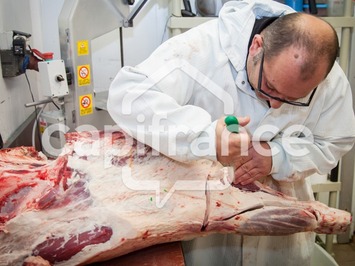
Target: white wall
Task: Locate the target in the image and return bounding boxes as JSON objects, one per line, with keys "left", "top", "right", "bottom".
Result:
{"left": 0, "top": 0, "right": 39, "bottom": 145}
{"left": 90, "top": 0, "right": 170, "bottom": 92}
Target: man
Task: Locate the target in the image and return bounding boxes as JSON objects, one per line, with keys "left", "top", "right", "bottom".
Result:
{"left": 107, "top": 0, "right": 355, "bottom": 265}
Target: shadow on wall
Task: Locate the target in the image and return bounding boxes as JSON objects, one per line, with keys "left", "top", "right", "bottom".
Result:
{"left": 3, "top": 112, "right": 41, "bottom": 150}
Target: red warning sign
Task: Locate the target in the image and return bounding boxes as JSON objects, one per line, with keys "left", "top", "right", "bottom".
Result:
{"left": 79, "top": 94, "right": 93, "bottom": 116}
{"left": 79, "top": 66, "right": 89, "bottom": 79}
{"left": 81, "top": 95, "right": 91, "bottom": 108}
{"left": 77, "top": 65, "right": 91, "bottom": 86}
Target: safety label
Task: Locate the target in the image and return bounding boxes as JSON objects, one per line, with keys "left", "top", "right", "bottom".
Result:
{"left": 39, "top": 118, "right": 47, "bottom": 134}
{"left": 77, "top": 40, "right": 89, "bottom": 56}
{"left": 77, "top": 65, "right": 91, "bottom": 86}
{"left": 79, "top": 94, "right": 93, "bottom": 116}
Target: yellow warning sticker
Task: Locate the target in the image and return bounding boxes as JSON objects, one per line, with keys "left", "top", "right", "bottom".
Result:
{"left": 79, "top": 94, "right": 93, "bottom": 116}
{"left": 77, "top": 40, "right": 89, "bottom": 56}
{"left": 39, "top": 118, "right": 47, "bottom": 134}
{"left": 77, "top": 65, "right": 91, "bottom": 86}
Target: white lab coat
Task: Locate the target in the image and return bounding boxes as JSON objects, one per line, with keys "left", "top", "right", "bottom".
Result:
{"left": 108, "top": 0, "right": 355, "bottom": 265}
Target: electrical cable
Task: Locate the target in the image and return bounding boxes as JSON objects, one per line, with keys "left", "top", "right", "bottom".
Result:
{"left": 25, "top": 72, "right": 35, "bottom": 103}
{"left": 25, "top": 72, "right": 43, "bottom": 150}
{"left": 161, "top": 15, "right": 173, "bottom": 44}
{"left": 51, "top": 100, "right": 60, "bottom": 110}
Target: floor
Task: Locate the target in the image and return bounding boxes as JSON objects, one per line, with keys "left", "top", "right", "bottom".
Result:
{"left": 332, "top": 234, "right": 355, "bottom": 266}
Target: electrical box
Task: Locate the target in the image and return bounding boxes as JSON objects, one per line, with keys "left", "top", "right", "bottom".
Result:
{"left": 0, "top": 31, "right": 29, "bottom": 77}
{"left": 39, "top": 110, "right": 66, "bottom": 158}
{"left": 38, "top": 60, "right": 69, "bottom": 97}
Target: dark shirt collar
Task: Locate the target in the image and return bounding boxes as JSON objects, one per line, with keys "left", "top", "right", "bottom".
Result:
{"left": 247, "top": 16, "right": 279, "bottom": 50}
{"left": 247, "top": 17, "right": 279, "bottom": 108}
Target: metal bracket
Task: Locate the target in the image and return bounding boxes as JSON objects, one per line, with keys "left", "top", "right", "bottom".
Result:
{"left": 124, "top": 0, "right": 148, "bottom": 27}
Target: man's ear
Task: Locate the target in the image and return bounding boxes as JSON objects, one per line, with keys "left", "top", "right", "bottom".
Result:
{"left": 249, "top": 34, "right": 263, "bottom": 56}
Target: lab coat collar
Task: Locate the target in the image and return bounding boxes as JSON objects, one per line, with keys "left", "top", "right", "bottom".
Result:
{"left": 218, "top": 0, "right": 294, "bottom": 72}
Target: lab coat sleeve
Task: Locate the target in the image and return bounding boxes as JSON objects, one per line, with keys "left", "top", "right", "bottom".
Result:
{"left": 107, "top": 34, "right": 218, "bottom": 162}
{"left": 268, "top": 65, "right": 355, "bottom": 181}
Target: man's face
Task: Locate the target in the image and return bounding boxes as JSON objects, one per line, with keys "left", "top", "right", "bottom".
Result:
{"left": 247, "top": 39, "right": 327, "bottom": 109}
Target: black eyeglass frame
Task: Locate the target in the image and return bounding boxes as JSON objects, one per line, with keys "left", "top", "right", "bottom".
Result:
{"left": 256, "top": 53, "right": 317, "bottom": 107}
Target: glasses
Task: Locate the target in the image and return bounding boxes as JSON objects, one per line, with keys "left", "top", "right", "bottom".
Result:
{"left": 256, "top": 53, "right": 317, "bottom": 107}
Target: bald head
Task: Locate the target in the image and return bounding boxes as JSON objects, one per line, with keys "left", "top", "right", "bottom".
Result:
{"left": 261, "top": 13, "right": 339, "bottom": 79}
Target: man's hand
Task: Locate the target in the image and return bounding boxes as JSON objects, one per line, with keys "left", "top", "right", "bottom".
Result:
{"left": 233, "top": 142, "right": 272, "bottom": 185}
{"left": 28, "top": 54, "right": 40, "bottom": 71}
{"left": 215, "top": 116, "right": 272, "bottom": 185}
{"left": 216, "top": 116, "right": 251, "bottom": 166}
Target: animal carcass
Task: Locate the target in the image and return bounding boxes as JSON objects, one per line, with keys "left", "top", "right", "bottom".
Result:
{"left": 0, "top": 130, "right": 351, "bottom": 265}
